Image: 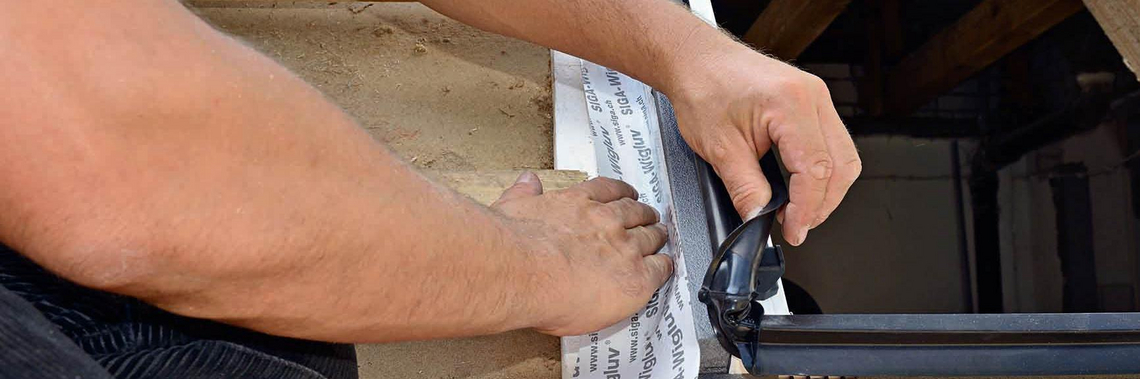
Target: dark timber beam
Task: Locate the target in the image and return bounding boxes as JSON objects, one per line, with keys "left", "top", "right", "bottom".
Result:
{"left": 860, "top": 0, "right": 901, "bottom": 116}
{"left": 883, "top": 0, "right": 1085, "bottom": 116}
{"left": 743, "top": 0, "right": 851, "bottom": 61}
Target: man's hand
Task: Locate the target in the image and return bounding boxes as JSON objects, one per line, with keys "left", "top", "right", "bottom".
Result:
{"left": 490, "top": 173, "right": 672, "bottom": 336}
{"left": 421, "top": 0, "right": 862, "bottom": 246}
{"left": 667, "top": 45, "right": 862, "bottom": 246}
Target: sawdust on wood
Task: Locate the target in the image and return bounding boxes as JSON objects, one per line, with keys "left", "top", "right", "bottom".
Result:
{"left": 194, "top": 2, "right": 554, "bottom": 171}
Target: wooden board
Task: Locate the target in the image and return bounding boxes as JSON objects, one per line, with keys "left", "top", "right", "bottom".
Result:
{"left": 1084, "top": 0, "right": 1140, "bottom": 80}
{"left": 883, "top": 0, "right": 1084, "bottom": 115}
{"left": 426, "top": 169, "right": 587, "bottom": 206}
{"left": 551, "top": 51, "right": 598, "bottom": 178}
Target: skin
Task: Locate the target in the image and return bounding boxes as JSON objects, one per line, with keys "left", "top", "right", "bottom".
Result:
{"left": 0, "top": 0, "right": 859, "bottom": 342}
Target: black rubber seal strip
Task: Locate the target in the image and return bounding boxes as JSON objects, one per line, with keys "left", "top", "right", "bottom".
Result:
{"left": 751, "top": 313, "right": 1140, "bottom": 375}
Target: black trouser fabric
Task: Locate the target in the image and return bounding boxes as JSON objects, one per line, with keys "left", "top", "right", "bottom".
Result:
{"left": 0, "top": 245, "right": 358, "bottom": 379}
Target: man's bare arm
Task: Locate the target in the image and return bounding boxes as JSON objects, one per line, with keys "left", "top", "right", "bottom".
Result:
{"left": 0, "top": 1, "right": 670, "bottom": 342}
{"left": 422, "top": 0, "right": 862, "bottom": 245}
{"left": 421, "top": 0, "right": 715, "bottom": 99}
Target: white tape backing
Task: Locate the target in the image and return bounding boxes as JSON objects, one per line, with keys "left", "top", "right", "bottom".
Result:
{"left": 559, "top": 62, "right": 701, "bottom": 379}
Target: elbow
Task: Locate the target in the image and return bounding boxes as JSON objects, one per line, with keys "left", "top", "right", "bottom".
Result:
{"left": 41, "top": 224, "right": 272, "bottom": 322}
{"left": 29, "top": 222, "right": 166, "bottom": 295}
{"left": 64, "top": 246, "right": 161, "bottom": 295}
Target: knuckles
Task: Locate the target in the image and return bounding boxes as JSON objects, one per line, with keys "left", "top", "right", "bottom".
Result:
{"left": 615, "top": 198, "right": 653, "bottom": 222}
{"left": 702, "top": 136, "right": 737, "bottom": 167}
{"left": 584, "top": 204, "right": 627, "bottom": 240}
{"left": 616, "top": 265, "right": 651, "bottom": 299}
{"left": 725, "top": 180, "right": 772, "bottom": 216}
{"left": 770, "top": 72, "right": 829, "bottom": 106}
{"left": 804, "top": 151, "right": 835, "bottom": 182}
{"left": 845, "top": 156, "right": 864, "bottom": 180}
{"left": 555, "top": 187, "right": 591, "bottom": 202}
{"left": 804, "top": 74, "right": 829, "bottom": 93}
{"left": 612, "top": 197, "right": 638, "bottom": 209}
{"left": 586, "top": 202, "right": 616, "bottom": 223}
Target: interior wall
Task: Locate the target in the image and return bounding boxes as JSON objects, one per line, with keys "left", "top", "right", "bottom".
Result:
{"left": 783, "top": 120, "right": 1140, "bottom": 315}
{"left": 781, "top": 136, "right": 973, "bottom": 314}
{"left": 1000, "top": 122, "right": 1139, "bottom": 312}
{"left": 998, "top": 149, "right": 1063, "bottom": 312}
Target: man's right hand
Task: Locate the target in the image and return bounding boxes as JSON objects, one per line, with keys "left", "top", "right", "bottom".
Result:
{"left": 491, "top": 172, "right": 673, "bottom": 336}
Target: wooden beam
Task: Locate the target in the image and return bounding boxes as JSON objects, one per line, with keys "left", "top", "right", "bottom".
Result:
{"left": 860, "top": 0, "right": 887, "bottom": 116}
{"left": 742, "top": 0, "right": 851, "bottom": 61}
{"left": 1083, "top": 0, "right": 1140, "bottom": 81}
{"left": 880, "top": 0, "right": 903, "bottom": 62}
{"left": 883, "top": 0, "right": 1084, "bottom": 116}
{"left": 425, "top": 170, "right": 586, "bottom": 205}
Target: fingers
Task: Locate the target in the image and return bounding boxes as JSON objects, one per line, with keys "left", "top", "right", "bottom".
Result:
{"left": 814, "top": 100, "right": 861, "bottom": 227}
{"left": 491, "top": 171, "right": 543, "bottom": 207}
{"left": 769, "top": 104, "right": 832, "bottom": 246}
{"left": 607, "top": 198, "right": 659, "bottom": 228}
{"left": 606, "top": 197, "right": 667, "bottom": 254}
{"left": 626, "top": 224, "right": 668, "bottom": 256}
{"left": 573, "top": 177, "right": 638, "bottom": 203}
{"left": 641, "top": 254, "right": 674, "bottom": 290}
{"left": 709, "top": 140, "right": 773, "bottom": 220}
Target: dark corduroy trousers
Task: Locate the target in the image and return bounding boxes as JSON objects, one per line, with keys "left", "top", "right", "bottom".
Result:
{"left": 0, "top": 245, "right": 358, "bottom": 379}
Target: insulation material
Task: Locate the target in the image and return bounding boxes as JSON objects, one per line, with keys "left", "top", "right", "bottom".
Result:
{"left": 559, "top": 61, "right": 701, "bottom": 379}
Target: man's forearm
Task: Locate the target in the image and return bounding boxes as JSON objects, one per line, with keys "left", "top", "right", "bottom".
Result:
{"left": 0, "top": 0, "right": 540, "bottom": 342}
{"left": 420, "top": 0, "right": 740, "bottom": 96}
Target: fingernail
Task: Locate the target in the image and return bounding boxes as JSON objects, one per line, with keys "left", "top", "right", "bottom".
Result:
{"left": 516, "top": 171, "right": 538, "bottom": 184}
{"left": 796, "top": 227, "right": 809, "bottom": 245}
{"left": 810, "top": 161, "right": 831, "bottom": 180}
{"left": 744, "top": 208, "right": 761, "bottom": 221}
{"left": 776, "top": 212, "right": 785, "bottom": 224}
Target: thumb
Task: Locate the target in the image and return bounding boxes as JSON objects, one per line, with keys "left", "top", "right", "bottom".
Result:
{"left": 713, "top": 154, "right": 773, "bottom": 220}
{"left": 492, "top": 171, "right": 543, "bottom": 206}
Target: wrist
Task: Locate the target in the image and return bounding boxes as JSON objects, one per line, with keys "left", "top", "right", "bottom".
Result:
{"left": 487, "top": 215, "right": 554, "bottom": 333}
{"left": 658, "top": 22, "right": 747, "bottom": 101}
